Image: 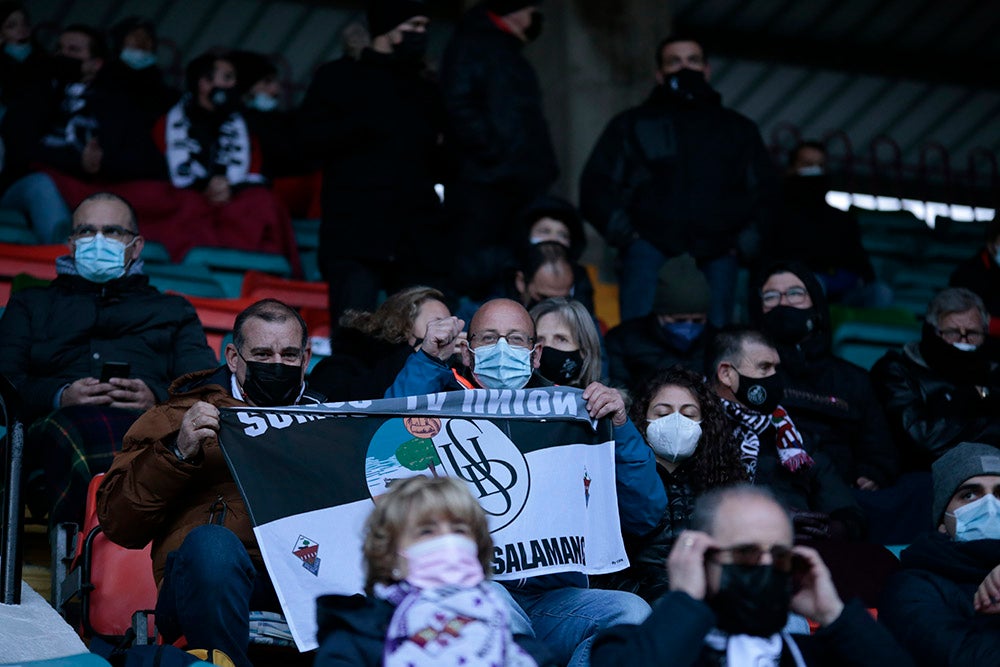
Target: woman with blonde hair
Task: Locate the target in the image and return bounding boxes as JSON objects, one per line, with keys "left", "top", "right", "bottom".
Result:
{"left": 314, "top": 476, "right": 549, "bottom": 666}
{"left": 529, "top": 297, "right": 602, "bottom": 388}
{"left": 309, "top": 285, "right": 458, "bottom": 401}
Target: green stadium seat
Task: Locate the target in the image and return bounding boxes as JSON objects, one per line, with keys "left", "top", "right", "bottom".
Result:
{"left": 145, "top": 263, "right": 227, "bottom": 298}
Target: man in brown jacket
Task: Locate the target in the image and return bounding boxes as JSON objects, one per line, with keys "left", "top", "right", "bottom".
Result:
{"left": 97, "top": 299, "right": 323, "bottom": 667}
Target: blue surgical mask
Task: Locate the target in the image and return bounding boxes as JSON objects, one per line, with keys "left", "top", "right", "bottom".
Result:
{"left": 472, "top": 338, "right": 533, "bottom": 390}
{"left": 4, "top": 42, "right": 32, "bottom": 62}
{"left": 74, "top": 233, "right": 133, "bottom": 283}
{"left": 661, "top": 321, "right": 705, "bottom": 353}
{"left": 247, "top": 92, "right": 279, "bottom": 112}
{"left": 949, "top": 493, "right": 1000, "bottom": 542}
{"left": 120, "top": 47, "right": 157, "bottom": 70}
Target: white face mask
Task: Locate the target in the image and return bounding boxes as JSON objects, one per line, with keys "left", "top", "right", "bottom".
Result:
{"left": 646, "top": 412, "right": 702, "bottom": 463}
{"left": 952, "top": 341, "right": 979, "bottom": 352}
{"left": 948, "top": 493, "right": 1000, "bottom": 542}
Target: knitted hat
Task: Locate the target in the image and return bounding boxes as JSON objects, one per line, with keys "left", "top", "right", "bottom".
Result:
{"left": 652, "top": 254, "right": 711, "bottom": 316}
{"left": 932, "top": 442, "right": 1000, "bottom": 524}
{"left": 486, "top": 0, "right": 541, "bottom": 15}
{"left": 367, "top": 0, "right": 427, "bottom": 38}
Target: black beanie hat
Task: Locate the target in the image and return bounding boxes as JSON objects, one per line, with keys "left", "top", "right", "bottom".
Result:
{"left": 368, "top": 0, "right": 427, "bottom": 38}
{"left": 486, "top": 0, "right": 541, "bottom": 15}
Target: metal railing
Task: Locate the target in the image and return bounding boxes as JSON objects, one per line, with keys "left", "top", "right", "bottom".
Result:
{"left": 0, "top": 373, "right": 23, "bottom": 605}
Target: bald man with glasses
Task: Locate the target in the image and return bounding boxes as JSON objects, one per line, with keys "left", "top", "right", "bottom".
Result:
{"left": 0, "top": 191, "right": 215, "bottom": 526}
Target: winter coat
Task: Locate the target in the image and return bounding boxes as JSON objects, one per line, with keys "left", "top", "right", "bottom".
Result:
{"left": 605, "top": 314, "right": 709, "bottom": 393}
{"left": 308, "top": 326, "right": 415, "bottom": 402}
{"left": 591, "top": 591, "right": 915, "bottom": 666}
{"left": 880, "top": 532, "right": 1000, "bottom": 666}
{"left": 0, "top": 270, "right": 216, "bottom": 422}
{"left": 96, "top": 365, "right": 323, "bottom": 582}
{"left": 313, "top": 593, "right": 555, "bottom": 666}
{"left": 749, "top": 261, "right": 899, "bottom": 488}
{"left": 299, "top": 49, "right": 448, "bottom": 267}
{"left": 870, "top": 342, "right": 1000, "bottom": 471}
{"left": 579, "top": 82, "right": 776, "bottom": 261}
{"left": 440, "top": 3, "right": 558, "bottom": 190}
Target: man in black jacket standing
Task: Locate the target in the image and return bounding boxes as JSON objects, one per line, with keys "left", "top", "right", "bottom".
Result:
{"left": 0, "top": 192, "right": 216, "bottom": 525}
{"left": 300, "top": 0, "right": 449, "bottom": 321}
{"left": 580, "top": 37, "right": 776, "bottom": 326}
{"left": 880, "top": 442, "right": 1000, "bottom": 666}
{"left": 441, "top": 0, "right": 557, "bottom": 300}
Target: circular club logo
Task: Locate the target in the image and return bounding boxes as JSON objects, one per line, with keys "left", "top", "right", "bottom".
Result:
{"left": 364, "top": 417, "right": 530, "bottom": 532}
{"left": 747, "top": 384, "right": 767, "bottom": 407}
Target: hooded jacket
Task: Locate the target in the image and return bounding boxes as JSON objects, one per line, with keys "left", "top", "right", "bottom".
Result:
{"left": 750, "top": 261, "right": 899, "bottom": 487}
{"left": 880, "top": 532, "right": 1000, "bottom": 666}
{"left": 580, "top": 76, "right": 776, "bottom": 261}
{"left": 97, "top": 365, "right": 323, "bottom": 583}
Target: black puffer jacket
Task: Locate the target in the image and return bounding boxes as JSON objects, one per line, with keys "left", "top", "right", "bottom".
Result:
{"left": 580, "top": 80, "right": 776, "bottom": 260}
{"left": 880, "top": 533, "right": 1000, "bottom": 667}
{"left": 870, "top": 338, "right": 1000, "bottom": 471}
{"left": 0, "top": 266, "right": 216, "bottom": 422}
{"left": 750, "top": 261, "right": 899, "bottom": 487}
{"left": 308, "top": 326, "right": 414, "bottom": 402}
{"left": 440, "top": 3, "right": 558, "bottom": 189}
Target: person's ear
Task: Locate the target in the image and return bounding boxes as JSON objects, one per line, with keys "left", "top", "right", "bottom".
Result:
{"left": 225, "top": 343, "right": 240, "bottom": 374}
{"left": 129, "top": 235, "right": 145, "bottom": 262}
{"left": 461, "top": 342, "right": 474, "bottom": 369}
{"left": 717, "top": 362, "right": 737, "bottom": 391}
{"left": 530, "top": 343, "right": 540, "bottom": 370}
{"left": 300, "top": 345, "right": 312, "bottom": 379}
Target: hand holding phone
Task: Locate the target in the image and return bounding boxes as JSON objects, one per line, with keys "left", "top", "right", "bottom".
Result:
{"left": 100, "top": 361, "right": 131, "bottom": 383}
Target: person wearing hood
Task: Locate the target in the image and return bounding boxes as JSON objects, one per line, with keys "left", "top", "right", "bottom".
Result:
{"left": 580, "top": 36, "right": 777, "bottom": 327}
{"left": 880, "top": 442, "right": 1000, "bottom": 666}
{"left": 871, "top": 287, "right": 1000, "bottom": 472}
{"left": 0, "top": 192, "right": 216, "bottom": 526}
{"left": 750, "top": 261, "right": 898, "bottom": 492}
{"left": 765, "top": 141, "right": 891, "bottom": 308}
{"left": 98, "top": 298, "right": 324, "bottom": 667}
{"left": 606, "top": 253, "right": 712, "bottom": 393}
{"left": 299, "top": 0, "right": 449, "bottom": 322}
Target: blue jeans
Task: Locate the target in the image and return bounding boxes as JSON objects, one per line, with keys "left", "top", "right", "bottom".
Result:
{"left": 155, "top": 525, "right": 280, "bottom": 667}
{"left": 617, "top": 238, "right": 665, "bottom": 322}
{"left": 495, "top": 583, "right": 651, "bottom": 667}
{"left": 0, "top": 172, "right": 71, "bottom": 244}
{"left": 697, "top": 253, "right": 740, "bottom": 328}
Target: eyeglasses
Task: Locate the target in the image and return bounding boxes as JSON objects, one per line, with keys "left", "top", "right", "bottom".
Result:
{"left": 760, "top": 287, "right": 808, "bottom": 308}
{"left": 70, "top": 225, "right": 138, "bottom": 242}
{"left": 706, "top": 543, "right": 796, "bottom": 573}
{"left": 470, "top": 330, "right": 534, "bottom": 349}
{"left": 937, "top": 328, "right": 986, "bottom": 345}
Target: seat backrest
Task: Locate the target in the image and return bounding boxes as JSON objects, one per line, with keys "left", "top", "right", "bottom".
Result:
{"left": 78, "top": 474, "right": 158, "bottom": 640}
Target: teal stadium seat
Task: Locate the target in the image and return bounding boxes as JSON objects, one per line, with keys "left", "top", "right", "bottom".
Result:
{"left": 182, "top": 247, "right": 292, "bottom": 299}
{"left": 832, "top": 321, "right": 920, "bottom": 370}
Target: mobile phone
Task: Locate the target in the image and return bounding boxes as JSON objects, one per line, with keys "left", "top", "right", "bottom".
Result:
{"left": 100, "top": 361, "right": 131, "bottom": 383}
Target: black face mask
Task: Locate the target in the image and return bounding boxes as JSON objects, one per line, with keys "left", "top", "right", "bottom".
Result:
{"left": 709, "top": 564, "right": 792, "bottom": 637}
{"left": 209, "top": 86, "right": 238, "bottom": 115}
{"left": 762, "top": 305, "right": 817, "bottom": 345}
{"left": 664, "top": 67, "right": 712, "bottom": 101}
{"left": 735, "top": 371, "right": 784, "bottom": 415}
{"left": 524, "top": 11, "right": 544, "bottom": 42}
{"left": 918, "top": 322, "right": 990, "bottom": 386}
{"left": 538, "top": 347, "right": 583, "bottom": 385}
{"left": 53, "top": 54, "right": 83, "bottom": 84}
{"left": 241, "top": 359, "right": 303, "bottom": 407}
{"left": 394, "top": 30, "right": 428, "bottom": 61}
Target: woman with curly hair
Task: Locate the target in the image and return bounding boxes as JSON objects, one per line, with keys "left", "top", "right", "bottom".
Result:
{"left": 594, "top": 366, "right": 746, "bottom": 602}
{"left": 309, "top": 286, "right": 461, "bottom": 401}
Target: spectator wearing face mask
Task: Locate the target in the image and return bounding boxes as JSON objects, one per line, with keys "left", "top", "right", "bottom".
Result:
{"left": 606, "top": 254, "right": 712, "bottom": 393}
{"left": 593, "top": 367, "right": 747, "bottom": 603}
{"left": 749, "top": 261, "right": 898, "bottom": 493}
{"left": 871, "top": 288, "right": 1000, "bottom": 472}
{"left": 530, "top": 297, "right": 603, "bottom": 388}
{"left": 764, "top": 141, "right": 891, "bottom": 308}
{"left": 97, "top": 16, "right": 177, "bottom": 124}
{"left": 385, "top": 297, "right": 666, "bottom": 667}
{"left": 880, "top": 442, "right": 1000, "bottom": 666}
{"left": 0, "top": 1, "right": 51, "bottom": 112}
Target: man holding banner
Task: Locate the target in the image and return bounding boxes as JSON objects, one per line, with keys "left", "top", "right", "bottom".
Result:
{"left": 97, "top": 299, "right": 324, "bottom": 667}
{"left": 382, "top": 298, "right": 667, "bottom": 666}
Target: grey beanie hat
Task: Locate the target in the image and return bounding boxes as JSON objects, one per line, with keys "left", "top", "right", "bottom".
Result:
{"left": 932, "top": 442, "right": 1000, "bottom": 524}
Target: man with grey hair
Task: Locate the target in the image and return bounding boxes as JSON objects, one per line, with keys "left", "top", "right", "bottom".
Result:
{"left": 591, "top": 484, "right": 912, "bottom": 666}
{"left": 872, "top": 287, "right": 1000, "bottom": 471}
{"left": 880, "top": 441, "right": 1000, "bottom": 665}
